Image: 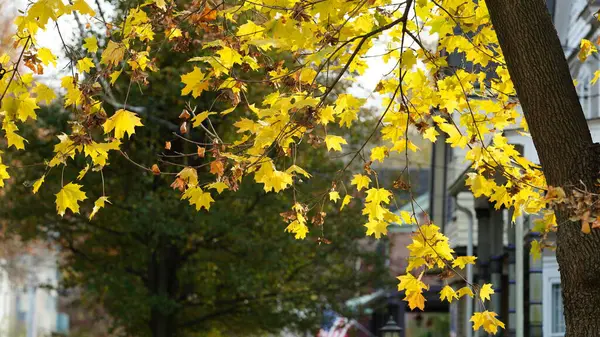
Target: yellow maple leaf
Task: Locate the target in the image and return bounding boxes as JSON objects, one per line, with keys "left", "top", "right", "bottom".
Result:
{"left": 177, "top": 167, "right": 198, "bottom": 187}
{"left": 181, "top": 186, "right": 214, "bottom": 211}
{"left": 16, "top": 94, "right": 39, "bottom": 122}
{"left": 530, "top": 240, "right": 542, "bottom": 261}
{"left": 457, "top": 286, "right": 474, "bottom": 298}
{"left": 285, "top": 164, "right": 312, "bottom": 178}
{"left": 55, "top": 183, "right": 87, "bottom": 216}
{"left": 364, "top": 219, "right": 388, "bottom": 239}
{"left": 324, "top": 135, "right": 347, "bottom": 152}
{"left": 254, "top": 161, "right": 293, "bottom": 193}
{"left": 237, "top": 20, "right": 264, "bottom": 38}
{"left": 318, "top": 106, "right": 336, "bottom": 125}
{"left": 72, "top": 0, "right": 96, "bottom": 16}
{"left": 84, "top": 140, "right": 121, "bottom": 166}
{"left": 37, "top": 47, "right": 57, "bottom": 67}
{"left": 351, "top": 174, "right": 371, "bottom": 191}
{"left": 370, "top": 146, "right": 387, "bottom": 162}
{"left": 103, "top": 109, "right": 143, "bottom": 139}
{"left": 33, "top": 83, "right": 56, "bottom": 104}
{"left": 3, "top": 120, "right": 27, "bottom": 150}
{"left": 101, "top": 41, "right": 126, "bottom": 66}
{"left": 109, "top": 70, "right": 122, "bottom": 85}
{"left": 83, "top": 36, "right": 98, "bottom": 53}
{"left": 404, "top": 291, "right": 426, "bottom": 311}
{"left": 329, "top": 191, "right": 340, "bottom": 202}
{"left": 207, "top": 182, "right": 228, "bottom": 194}
{"left": 365, "top": 188, "right": 392, "bottom": 205}
{"left": 440, "top": 285, "right": 458, "bottom": 303}
{"left": 216, "top": 46, "right": 243, "bottom": 69}
{"left": 423, "top": 127, "right": 439, "bottom": 142}
{"left": 437, "top": 122, "right": 468, "bottom": 148}
{"left": 77, "top": 164, "right": 90, "bottom": 180}
{"left": 471, "top": 311, "right": 505, "bottom": 334}
{"left": 340, "top": 195, "right": 353, "bottom": 210}
{"left": 89, "top": 196, "right": 110, "bottom": 220}
{"left": 479, "top": 283, "right": 494, "bottom": 302}
{"left": 154, "top": 0, "right": 167, "bottom": 10}
{"left": 76, "top": 57, "right": 94, "bottom": 73}
{"left": 166, "top": 28, "right": 182, "bottom": 40}
{"left": 452, "top": 256, "right": 477, "bottom": 269}
{"left": 181, "top": 67, "right": 210, "bottom": 98}
{"left": 0, "top": 162, "right": 8, "bottom": 188}
{"left": 192, "top": 111, "right": 216, "bottom": 127}
{"left": 579, "top": 39, "right": 597, "bottom": 62}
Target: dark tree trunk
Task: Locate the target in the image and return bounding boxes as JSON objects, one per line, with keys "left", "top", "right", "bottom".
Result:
{"left": 486, "top": 0, "right": 600, "bottom": 335}
{"left": 148, "top": 242, "right": 180, "bottom": 337}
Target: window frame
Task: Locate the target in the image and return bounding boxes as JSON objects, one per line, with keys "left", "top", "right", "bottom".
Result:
{"left": 543, "top": 256, "right": 565, "bottom": 337}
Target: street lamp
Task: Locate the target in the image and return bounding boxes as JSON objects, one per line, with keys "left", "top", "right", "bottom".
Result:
{"left": 379, "top": 315, "right": 403, "bottom": 337}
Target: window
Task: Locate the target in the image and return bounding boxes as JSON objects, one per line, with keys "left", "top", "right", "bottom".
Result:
{"left": 551, "top": 284, "right": 565, "bottom": 334}
{"left": 543, "top": 256, "right": 565, "bottom": 337}
{"left": 578, "top": 68, "right": 593, "bottom": 119}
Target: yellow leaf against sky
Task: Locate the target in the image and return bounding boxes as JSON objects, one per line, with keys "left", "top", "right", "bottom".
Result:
{"left": 83, "top": 36, "right": 98, "bottom": 53}
{"left": 37, "top": 47, "right": 57, "bottom": 67}
{"left": 72, "top": 0, "right": 95, "bottom": 16}
{"left": 77, "top": 57, "right": 94, "bottom": 73}
{"left": 55, "top": 183, "right": 87, "bottom": 216}
{"left": 103, "top": 109, "right": 143, "bottom": 139}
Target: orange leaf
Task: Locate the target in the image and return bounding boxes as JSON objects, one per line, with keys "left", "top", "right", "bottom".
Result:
{"left": 200, "top": 6, "right": 217, "bottom": 21}
{"left": 170, "top": 177, "right": 186, "bottom": 192}
{"left": 197, "top": 146, "right": 206, "bottom": 158}
{"left": 151, "top": 164, "right": 161, "bottom": 175}
{"left": 180, "top": 122, "right": 188, "bottom": 134}
{"left": 210, "top": 160, "right": 224, "bottom": 176}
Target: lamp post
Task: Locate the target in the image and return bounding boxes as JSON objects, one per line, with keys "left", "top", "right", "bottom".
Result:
{"left": 379, "top": 316, "right": 403, "bottom": 337}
